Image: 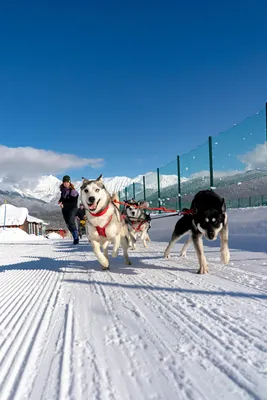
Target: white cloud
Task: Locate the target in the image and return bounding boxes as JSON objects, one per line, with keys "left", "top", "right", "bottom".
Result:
{"left": 0, "top": 145, "right": 104, "bottom": 183}
{"left": 238, "top": 143, "right": 267, "bottom": 170}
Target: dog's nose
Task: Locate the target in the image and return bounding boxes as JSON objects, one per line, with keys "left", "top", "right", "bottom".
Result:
{"left": 208, "top": 232, "right": 215, "bottom": 239}
{"left": 88, "top": 196, "right": 95, "bottom": 203}
{"left": 132, "top": 211, "right": 135, "bottom": 216}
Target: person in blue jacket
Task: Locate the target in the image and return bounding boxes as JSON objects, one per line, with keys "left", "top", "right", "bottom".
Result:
{"left": 58, "top": 175, "right": 79, "bottom": 244}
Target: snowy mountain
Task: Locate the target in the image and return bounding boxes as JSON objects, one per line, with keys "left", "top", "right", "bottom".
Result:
{"left": 0, "top": 173, "right": 180, "bottom": 205}
{"left": 2, "top": 169, "right": 267, "bottom": 229}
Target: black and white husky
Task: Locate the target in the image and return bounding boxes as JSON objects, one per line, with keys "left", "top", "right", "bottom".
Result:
{"left": 164, "top": 190, "right": 230, "bottom": 274}
{"left": 80, "top": 175, "right": 132, "bottom": 270}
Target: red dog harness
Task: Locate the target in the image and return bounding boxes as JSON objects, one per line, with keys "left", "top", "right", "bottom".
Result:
{"left": 132, "top": 220, "right": 145, "bottom": 232}
{"left": 90, "top": 206, "right": 112, "bottom": 237}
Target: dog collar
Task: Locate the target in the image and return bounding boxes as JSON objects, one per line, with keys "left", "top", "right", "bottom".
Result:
{"left": 89, "top": 205, "right": 109, "bottom": 217}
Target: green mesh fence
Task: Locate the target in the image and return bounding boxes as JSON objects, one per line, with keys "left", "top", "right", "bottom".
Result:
{"left": 159, "top": 159, "right": 178, "bottom": 210}
{"left": 212, "top": 109, "right": 266, "bottom": 202}
{"left": 179, "top": 141, "right": 210, "bottom": 208}
{"left": 120, "top": 106, "right": 267, "bottom": 212}
{"left": 144, "top": 172, "right": 160, "bottom": 208}
{"left": 134, "top": 180, "right": 145, "bottom": 201}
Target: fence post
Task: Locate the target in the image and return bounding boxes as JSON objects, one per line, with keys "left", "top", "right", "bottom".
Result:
{"left": 143, "top": 176, "right": 146, "bottom": 201}
{"left": 125, "top": 187, "right": 128, "bottom": 201}
{"left": 177, "top": 155, "right": 182, "bottom": 210}
{"left": 157, "top": 168, "right": 161, "bottom": 212}
{"left": 208, "top": 136, "right": 214, "bottom": 188}
{"left": 133, "top": 182, "right": 136, "bottom": 199}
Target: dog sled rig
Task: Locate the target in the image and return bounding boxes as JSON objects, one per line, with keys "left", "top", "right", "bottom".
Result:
{"left": 87, "top": 199, "right": 194, "bottom": 238}
{"left": 113, "top": 199, "right": 195, "bottom": 221}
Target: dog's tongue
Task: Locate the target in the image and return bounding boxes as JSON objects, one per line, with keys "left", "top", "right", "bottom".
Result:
{"left": 89, "top": 203, "right": 97, "bottom": 211}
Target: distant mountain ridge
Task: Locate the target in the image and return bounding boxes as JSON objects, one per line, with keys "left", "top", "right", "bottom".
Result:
{"left": 1, "top": 169, "right": 267, "bottom": 228}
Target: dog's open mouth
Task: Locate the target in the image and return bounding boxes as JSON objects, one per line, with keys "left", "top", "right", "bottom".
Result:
{"left": 87, "top": 199, "right": 100, "bottom": 212}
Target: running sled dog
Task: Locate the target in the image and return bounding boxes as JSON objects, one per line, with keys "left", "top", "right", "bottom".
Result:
{"left": 80, "top": 175, "right": 132, "bottom": 270}
{"left": 164, "top": 190, "right": 230, "bottom": 274}
{"left": 124, "top": 199, "right": 151, "bottom": 249}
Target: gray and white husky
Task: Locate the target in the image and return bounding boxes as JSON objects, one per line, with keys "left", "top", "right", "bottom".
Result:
{"left": 124, "top": 200, "right": 151, "bottom": 249}
{"left": 80, "top": 175, "right": 132, "bottom": 270}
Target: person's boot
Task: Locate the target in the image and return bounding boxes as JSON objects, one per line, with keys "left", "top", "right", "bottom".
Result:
{"left": 72, "top": 230, "right": 79, "bottom": 244}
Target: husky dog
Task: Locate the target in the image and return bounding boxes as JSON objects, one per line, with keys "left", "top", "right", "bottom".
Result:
{"left": 80, "top": 175, "right": 131, "bottom": 270}
{"left": 124, "top": 199, "right": 151, "bottom": 249}
{"left": 164, "top": 190, "right": 230, "bottom": 274}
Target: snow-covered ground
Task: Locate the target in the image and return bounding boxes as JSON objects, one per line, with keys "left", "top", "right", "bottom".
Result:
{"left": 0, "top": 208, "right": 267, "bottom": 400}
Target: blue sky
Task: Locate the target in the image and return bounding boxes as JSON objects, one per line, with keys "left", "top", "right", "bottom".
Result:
{"left": 0, "top": 0, "right": 267, "bottom": 182}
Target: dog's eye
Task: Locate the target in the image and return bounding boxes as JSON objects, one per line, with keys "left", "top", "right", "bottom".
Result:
{"left": 84, "top": 189, "right": 88, "bottom": 193}
{"left": 95, "top": 188, "right": 100, "bottom": 193}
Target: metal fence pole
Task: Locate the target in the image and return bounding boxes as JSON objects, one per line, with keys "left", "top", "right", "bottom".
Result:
{"left": 143, "top": 176, "right": 146, "bottom": 201}
{"left": 208, "top": 136, "right": 214, "bottom": 188}
{"left": 125, "top": 187, "right": 128, "bottom": 201}
{"left": 133, "top": 182, "right": 136, "bottom": 199}
{"left": 177, "top": 155, "right": 182, "bottom": 210}
{"left": 157, "top": 168, "right": 161, "bottom": 212}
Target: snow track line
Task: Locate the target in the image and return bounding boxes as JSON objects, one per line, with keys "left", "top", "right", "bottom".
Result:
{"left": 0, "top": 269, "right": 38, "bottom": 318}
{"left": 151, "top": 245, "right": 267, "bottom": 295}
{"left": 104, "top": 271, "right": 235, "bottom": 400}
{"left": 0, "top": 269, "right": 30, "bottom": 297}
{"left": 72, "top": 288, "right": 103, "bottom": 400}
{"left": 128, "top": 273, "right": 266, "bottom": 400}
{"left": 97, "top": 272, "right": 206, "bottom": 400}
{"left": 59, "top": 302, "right": 74, "bottom": 400}
{"left": 155, "top": 272, "right": 267, "bottom": 353}
{"left": 0, "top": 270, "right": 50, "bottom": 336}
{"left": 92, "top": 277, "right": 138, "bottom": 400}
{"left": 0, "top": 271, "right": 60, "bottom": 399}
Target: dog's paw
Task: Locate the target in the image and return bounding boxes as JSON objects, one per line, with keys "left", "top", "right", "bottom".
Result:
{"left": 221, "top": 248, "right": 230, "bottom": 265}
{"left": 112, "top": 251, "right": 118, "bottom": 258}
{"left": 126, "top": 260, "right": 132, "bottom": 265}
{"left": 197, "top": 263, "right": 209, "bottom": 274}
{"left": 100, "top": 259, "right": 109, "bottom": 270}
{"left": 179, "top": 252, "right": 187, "bottom": 258}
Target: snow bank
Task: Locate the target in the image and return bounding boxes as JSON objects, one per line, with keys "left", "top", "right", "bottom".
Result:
{"left": 46, "top": 232, "right": 63, "bottom": 239}
{"left": 0, "top": 204, "right": 28, "bottom": 226}
{"left": 0, "top": 228, "right": 45, "bottom": 242}
{"left": 150, "top": 206, "right": 267, "bottom": 253}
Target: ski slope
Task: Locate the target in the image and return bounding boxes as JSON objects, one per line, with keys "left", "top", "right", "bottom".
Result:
{"left": 0, "top": 208, "right": 267, "bottom": 400}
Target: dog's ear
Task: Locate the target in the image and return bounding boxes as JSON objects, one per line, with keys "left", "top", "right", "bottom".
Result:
{"left": 221, "top": 198, "right": 226, "bottom": 213}
{"left": 96, "top": 174, "right": 103, "bottom": 182}
{"left": 81, "top": 177, "right": 90, "bottom": 189}
{"left": 139, "top": 201, "right": 149, "bottom": 208}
